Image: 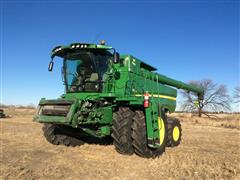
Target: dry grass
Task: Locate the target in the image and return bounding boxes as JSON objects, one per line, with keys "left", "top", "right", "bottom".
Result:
{"left": 0, "top": 109, "right": 240, "bottom": 179}
{"left": 2, "top": 108, "right": 36, "bottom": 118}
{"left": 170, "top": 113, "right": 240, "bottom": 130}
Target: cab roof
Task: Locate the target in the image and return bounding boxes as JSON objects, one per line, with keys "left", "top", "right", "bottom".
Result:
{"left": 51, "top": 43, "right": 113, "bottom": 58}
{"left": 51, "top": 42, "right": 157, "bottom": 71}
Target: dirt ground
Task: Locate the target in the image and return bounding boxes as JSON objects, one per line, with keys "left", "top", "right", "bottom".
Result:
{"left": 1, "top": 109, "right": 240, "bottom": 180}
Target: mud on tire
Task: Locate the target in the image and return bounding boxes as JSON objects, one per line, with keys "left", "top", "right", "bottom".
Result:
{"left": 42, "top": 123, "right": 84, "bottom": 147}
{"left": 111, "top": 107, "right": 134, "bottom": 155}
{"left": 131, "top": 110, "right": 168, "bottom": 158}
{"left": 167, "top": 118, "right": 182, "bottom": 147}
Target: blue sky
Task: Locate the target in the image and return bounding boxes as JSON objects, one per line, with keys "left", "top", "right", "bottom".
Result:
{"left": 0, "top": 0, "right": 239, "bottom": 108}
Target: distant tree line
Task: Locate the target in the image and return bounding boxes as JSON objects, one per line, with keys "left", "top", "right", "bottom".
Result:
{"left": 175, "top": 111, "right": 240, "bottom": 114}
{"left": 0, "top": 103, "right": 36, "bottom": 109}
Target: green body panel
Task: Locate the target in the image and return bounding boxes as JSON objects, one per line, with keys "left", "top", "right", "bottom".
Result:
{"left": 34, "top": 42, "right": 203, "bottom": 148}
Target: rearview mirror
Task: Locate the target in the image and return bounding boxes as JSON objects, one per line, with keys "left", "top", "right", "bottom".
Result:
{"left": 113, "top": 52, "right": 120, "bottom": 64}
{"left": 48, "top": 61, "right": 54, "bottom": 71}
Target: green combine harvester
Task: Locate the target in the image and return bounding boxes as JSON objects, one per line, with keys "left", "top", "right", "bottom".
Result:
{"left": 0, "top": 109, "right": 6, "bottom": 118}
{"left": 33, "top": 41, "right": 203, "bottom": 158}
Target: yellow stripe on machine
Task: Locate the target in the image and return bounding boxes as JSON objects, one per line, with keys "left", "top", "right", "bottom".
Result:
{"left": 134, "top": 94, "right": 176, "bottom": 101}
{"left": 158, "top": 95, "right": 176, "bottom": 101}
{"left": 134, "top": 94, "right": 143, "bottom": 97}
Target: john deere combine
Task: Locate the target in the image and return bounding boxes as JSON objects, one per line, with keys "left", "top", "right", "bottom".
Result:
{"left": 0, "top": 109, "right": 6, "bottom": 118}
{"left": 33, "top": 41, "right": 203, "bottom": 158}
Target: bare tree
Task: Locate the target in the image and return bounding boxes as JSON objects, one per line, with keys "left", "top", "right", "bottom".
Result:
{"left": 233, "top": 86, "right": 240, "bottom": 103}
{"left": 180, "top": 79, "right": 231, "bottom": 117}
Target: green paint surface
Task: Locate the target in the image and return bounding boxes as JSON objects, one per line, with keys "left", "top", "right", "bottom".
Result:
{"left": 34, "top": 42, "right": 203, "bottom": 147}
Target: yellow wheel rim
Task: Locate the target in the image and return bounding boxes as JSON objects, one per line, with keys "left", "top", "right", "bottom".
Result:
{"left": 158, "top": 117, "right": 165, "bottom": 145}
{"left": 173, "top": 126, "right": 180, "bottom": 141}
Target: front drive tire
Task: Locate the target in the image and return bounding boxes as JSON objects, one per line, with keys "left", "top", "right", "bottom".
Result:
{"left": 42, "top": 123, "right": 84, "bottom": 147}
{"left": 111, "top": 107, "right": 134, "bottom": 155}
{"left": 132, "top": 110, "right": 168, "bottom": 158}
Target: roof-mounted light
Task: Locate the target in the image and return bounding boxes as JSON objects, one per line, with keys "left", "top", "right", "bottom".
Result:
{"left": 54, "top": 47, "right": 62, "bottom": 52}
{"left": 71, "top": 44, "right": 88, "bottom": 49}
{"left": 100, "top": 40, "right": 105, "bottom": 45}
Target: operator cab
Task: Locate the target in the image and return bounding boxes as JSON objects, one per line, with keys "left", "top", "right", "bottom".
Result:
{"left": 49, "top": 42, "right": 118, "bottom": 93}
{"left": 64, "top": 50, "right": 111, "bottom": 92}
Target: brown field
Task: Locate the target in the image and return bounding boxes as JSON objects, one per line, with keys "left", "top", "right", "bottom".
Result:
{"left": 1, "top": 108, "right": 240, "bottom": 180}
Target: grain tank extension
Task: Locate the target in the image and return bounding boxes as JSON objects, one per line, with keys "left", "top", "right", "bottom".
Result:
{"left": 33, "top": 42, "right": 203, "bottom": 158}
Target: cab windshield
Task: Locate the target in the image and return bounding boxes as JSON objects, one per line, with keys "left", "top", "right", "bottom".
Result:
{"left": 63, "top": 51, "right": 111, "bottom": 92}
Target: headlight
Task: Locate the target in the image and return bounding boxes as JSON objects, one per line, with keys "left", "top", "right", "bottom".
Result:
{"left": 54, "top": 48, "right": 61, "bottom": 52}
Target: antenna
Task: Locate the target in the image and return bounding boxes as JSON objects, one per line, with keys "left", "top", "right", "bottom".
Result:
{"left": 91, "top": 32, "right": 102, "bottom": 44}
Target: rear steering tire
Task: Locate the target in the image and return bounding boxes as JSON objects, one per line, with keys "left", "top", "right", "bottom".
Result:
{"left": 131, "top": 110, "right": 168, "bottom": 158}
{"left": 167, "top": 118, "right": 182, "bottom": 147}
{"left": 42, "top": 123, "right": 84, "bottom": 147}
